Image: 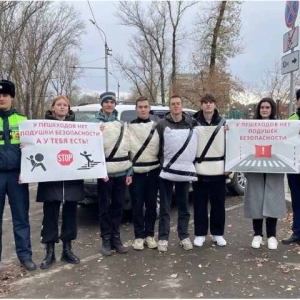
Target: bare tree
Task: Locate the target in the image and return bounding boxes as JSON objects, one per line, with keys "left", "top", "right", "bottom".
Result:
{"left": 167, "top": 1, "right": 197, "bottom": 93}
{"left": 193, "top": 1, "right": 243, "bottom": 75}
{"left": 116, "top": 1, "right": 168, "bottom": 104}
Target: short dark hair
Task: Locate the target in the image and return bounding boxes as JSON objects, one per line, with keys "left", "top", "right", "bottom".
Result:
{"left": 135, "top": 96, "right": 150, "bottom": 107}
{"left": 200, "top": 94, "right": 216, "bottom": 104}
{"left": 169, "top": 95, "right": 182, "bottom": 105}
{"left": 254, "top": 97, "right": 277, "bottom": 120}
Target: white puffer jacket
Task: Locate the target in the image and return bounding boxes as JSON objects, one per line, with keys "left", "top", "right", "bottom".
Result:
{"left": 194, "top": 125, "right": 225, "bottom": 175}
{"left": 129, "top": 122, "right": 160, "bottom": 173}
{"left": 102, "top": 121, "right": 132, "bottom": 174}
{"left": 159, "top": 127, "right": 198, "bottom": 182}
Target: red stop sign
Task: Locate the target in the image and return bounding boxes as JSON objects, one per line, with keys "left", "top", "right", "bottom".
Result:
{"left": 57, "top": 150, "right": 73, "bottom": 166}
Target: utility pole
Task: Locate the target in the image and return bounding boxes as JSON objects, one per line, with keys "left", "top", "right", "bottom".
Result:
{"left": 90, "top": 19, "right": 111, "bottom": 91}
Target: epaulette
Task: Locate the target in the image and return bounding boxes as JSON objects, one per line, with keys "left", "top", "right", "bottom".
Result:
{"left": 15, "top": 112, "right": 27, "bottom": 117}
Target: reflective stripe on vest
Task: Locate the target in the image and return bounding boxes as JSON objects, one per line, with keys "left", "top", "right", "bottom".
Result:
{"left": 0, "top": 113, "right": 27, "bottom": 145}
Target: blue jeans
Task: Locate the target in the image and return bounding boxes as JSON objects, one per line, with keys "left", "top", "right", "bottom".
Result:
{"left": 287, "top": 174, "right": 300, "bottom": 236}
{"left": 0, "top": 170, "right": 32, "bottom": 261}
{"left": 158, "top": 178, "right": 190, "bottom": 241}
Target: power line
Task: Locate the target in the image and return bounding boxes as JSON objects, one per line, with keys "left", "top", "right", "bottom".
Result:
{"left": 87, "top": 1, "right": 105, "bottom": 44}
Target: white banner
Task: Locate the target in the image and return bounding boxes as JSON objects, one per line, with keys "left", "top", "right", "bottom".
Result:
{"left": 225, "top": 120, "right": 300, "bottom": 173}
{"left": 19, "top": 120, "right": 107, "bottom": 183}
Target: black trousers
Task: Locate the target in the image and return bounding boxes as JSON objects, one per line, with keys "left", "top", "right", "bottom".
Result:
{"left": 158, "top": 178, "right": 190, "bottom": 241}
{"left": 129, "top": 168, "right": 159, "bottom": 239}
{"left": 97, "top": 176, "right": 126, "bottom": 239}
{"left": 41, "top": 201, "right": 78, "bottom": 244}
{"left": 252, "top": 218, "right": 277, "bottom": 238}
{"left": 287, "top": 174, "right": 300, "bottom": 237}
{"left": 193, "top": 177, "right": 226, "bottom": 236}
{"left": 0, "top": 170, "right": 32, "bottom": 261}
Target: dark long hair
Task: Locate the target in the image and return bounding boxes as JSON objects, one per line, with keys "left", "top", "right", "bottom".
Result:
{"left": 254, "top": 97, "right": 277, "bottom": 120}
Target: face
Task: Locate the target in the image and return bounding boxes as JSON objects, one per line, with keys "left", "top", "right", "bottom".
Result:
{"left": 169, "top": 97, "right": 183, "bottom": 116}
{"left": 201, "top": 100, "right": 215, "bottom": 114}
{"left": 0, "top": 94, "right": 13, "bottom": 111}
{"left": 52, "top": 98, "right": 69, "bottom": 118}
{"left": 136, "top": 100, "right": 150, "bottom": 119}
{"left": 260, "top": 101, "right": 272, "bottom": 119}
{"left": 102, "top": 100, "right": 115, "bottom": 115}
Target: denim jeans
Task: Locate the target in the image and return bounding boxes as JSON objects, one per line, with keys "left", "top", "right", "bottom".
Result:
{"left": 287, "top": 174, "right": 300, "bottom": 236}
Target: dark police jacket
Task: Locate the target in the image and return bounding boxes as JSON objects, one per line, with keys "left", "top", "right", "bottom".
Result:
{"left": 36, "top": 110, "right": 84, "bottom": 202}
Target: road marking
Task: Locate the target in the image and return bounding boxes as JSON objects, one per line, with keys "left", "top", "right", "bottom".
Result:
{"left": 245, "top": 160, "right": 251, "bottom": 166}
{"left": 273, "top": 161, "right": 279, "bottom": 167}
{"left": 239, "top": 161, "right": 247, "bottom": 166}
{"left": 251, "top": 160, "right": 256, "bottom": 167}
{"left": 268, "top": 161, "right": 273, "bottom": 167}
{"left": 257, "top": 161, "right": 261, "bottom": 167}
{"left": 263, "top": 161, "right": 267, "bottom": 167}
{"left": 278, "top": 161, "right": 285, "bottom": 167}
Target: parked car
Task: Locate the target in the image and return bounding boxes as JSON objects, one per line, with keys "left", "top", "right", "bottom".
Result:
{"left": 71, "top": 103, "right": 246, "bottom": 210}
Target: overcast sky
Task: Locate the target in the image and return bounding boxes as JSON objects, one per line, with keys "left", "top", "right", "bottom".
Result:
{"left": 69, "top": 1, "right": 295, "bottom": 96}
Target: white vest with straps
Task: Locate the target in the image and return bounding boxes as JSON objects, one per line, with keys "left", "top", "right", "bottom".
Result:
{"left": 194, "top": 125, "right": 225, "bottom": 175}
{"left": 102, "top": 121, "right": 132, "bottom": 174}
{"left": 129, "top": 122, "right": 160, "bottom": 173}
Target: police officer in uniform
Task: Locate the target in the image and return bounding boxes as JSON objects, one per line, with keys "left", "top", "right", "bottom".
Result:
{"left": 0, "top": 79, "right": 36, "bottom": 271}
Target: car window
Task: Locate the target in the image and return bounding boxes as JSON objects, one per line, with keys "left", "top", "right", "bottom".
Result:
{"left": 150, "top": 110, "right": 168, "bottom": 119}
{"left": 120, "top": 110, "right": 137, "bottom": 122}
{"left": 74, "top": 111, "right": 100, "bottom": 123}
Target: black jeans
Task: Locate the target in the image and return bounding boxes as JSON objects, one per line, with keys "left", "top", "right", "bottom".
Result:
{"left": 41, "top": 201, "right": 78, "bottom": 243}
{"left": 130, "top": 168, "right": 159, "bottom": 239}
{"left": 193, "top": 177, "right": 226, "bottom": 236}
{"left": 252, "top": 218, "right": 277, "bottom": 238}
{"left": 0, "top": 171, "right": 32, "bottom": 261}
{"left": 97, "top": 176, "right": 126, "bottom": 239}
{"left": 287, "top": 174, "right": 300, "bottom": 237}
{"left": 158, "top": 178, "right": 190, "bottom": 241}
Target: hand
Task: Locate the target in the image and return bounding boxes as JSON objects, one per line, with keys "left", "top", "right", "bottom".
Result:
{"left": 224, "top": 171, "right": 231, "bottom": 176}
{"left": 126, "top": 176, "right": 132, "bottom": 186}
{"left": 18, "top": 174, "right": 22, "bottom": 184}
{"left": 102, "top": 176, "right": 109, "bottom": 182}
{"left": 99, "top": 123, "right": 105, "bottom": 132}
{"left": 20, "top": 142, "right": 25, "bottom": 149}
{"left": 224, "top": 124, "right": 229, "bottom": 131}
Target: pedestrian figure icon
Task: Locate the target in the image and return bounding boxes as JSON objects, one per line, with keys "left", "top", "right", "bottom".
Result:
{"left": 80, "top": 151, "right": 94, "bottom": 167}
{"left": 27, "top": 153, "right": 46, "bottom": 171}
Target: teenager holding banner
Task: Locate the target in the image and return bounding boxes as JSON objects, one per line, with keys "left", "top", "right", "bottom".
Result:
{"left": 282, "top": 89, "right": 300, "bottom": 245}
{"left": 243, "top": 98, "right": 285, "bottom": 250}
{"left": 192, "top": 94, "right": 227, "bottom": 247}
{"left": 97, "top": 91, "right": 132, "bottom": 256}
{"left": 37, "top": 96, "right": 84, "bottom": 269}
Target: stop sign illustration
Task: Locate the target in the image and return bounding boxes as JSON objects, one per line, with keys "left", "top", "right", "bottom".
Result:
{"left": 57, "top": 150, "right": 73, "bottom": 166}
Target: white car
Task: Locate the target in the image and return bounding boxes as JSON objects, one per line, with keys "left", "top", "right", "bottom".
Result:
{"left": 71, "top": 103, "right": 245, "bottom": 210}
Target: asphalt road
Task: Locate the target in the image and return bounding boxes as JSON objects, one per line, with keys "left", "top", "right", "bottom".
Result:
{"left": 1, "top": 184, "right": 300, "bottom": 298}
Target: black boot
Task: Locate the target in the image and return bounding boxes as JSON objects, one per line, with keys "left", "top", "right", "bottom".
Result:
{"left": 111, "top": 235, "right": 127, "bottom": 254}
{"left": 101, "top": 238, "right": 112, "bottom": 256}
{"left": 40, "top": 242, "right": 56, "bottom": 269}
{"left": 61, "top": 241, "right": 80, "bottom": 264}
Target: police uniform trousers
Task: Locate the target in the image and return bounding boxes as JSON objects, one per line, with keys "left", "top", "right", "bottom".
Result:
{"left": 41, "top": 201, "right": 78, "bottom": 244}
{"left": 0, "top": 170, "right": 32, "bottom": 261}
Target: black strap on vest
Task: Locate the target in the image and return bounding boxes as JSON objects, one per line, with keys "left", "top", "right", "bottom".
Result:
{"left": 195, "top": 117, "right": 225, "bottom": 164}
{"left": 106, "top": 155, "right": 130, "bottom": 162}
{"left": 132, "top": 122, "right": 157, "bottom": 165}
{"left": 134, "top": 160, "right": 160, "bottom": 167}
{"left": 163, "top": 127, "right": 193, "bottom": 173}
{"left": 163, "top": 168, "right": 197, "bottom": 177}
{"left": 106, "top": 124, "right": 125, "bottom": 161}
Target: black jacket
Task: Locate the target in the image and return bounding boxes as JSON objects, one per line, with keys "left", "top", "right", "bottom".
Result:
{"left": 193, "top": 109, "right": 225, "bottom": 182}
{"left": 36, "top": 110, "right": 84, "bottom": 202}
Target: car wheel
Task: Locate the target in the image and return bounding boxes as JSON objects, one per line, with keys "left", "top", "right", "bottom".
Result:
{"left": 227, "top": 172, "right": 246, "bottom": 196}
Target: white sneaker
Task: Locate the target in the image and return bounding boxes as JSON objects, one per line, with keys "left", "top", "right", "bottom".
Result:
{"left": 268, "top": 237, "right": 278, "bottom": 250}
{"left": 180, "top": 238, "right": 193, "bottom": 250}
{"left": 212, "top": 235, "right": 227, "bottom": 246}
{"left": 194, "top": 236, "right": 206, "bottom": 247}
{"left": 251, "top": 235, "right": 262, "bottom": 249}
{"left": 132, "top": 238, "right": 144, "bottom": 250}
{"left": 145, "top": 236, "right": 157, "bottom": 249}
{"left": 157, "top": 240, "right": 168, "bottom": 252}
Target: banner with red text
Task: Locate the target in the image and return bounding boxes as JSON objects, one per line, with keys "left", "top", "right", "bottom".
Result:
{"left": 225, "top": 120, "right": 300, "bottom": 173}
{"left": 19, "top": 120, "right": 107, "bottom": 183}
